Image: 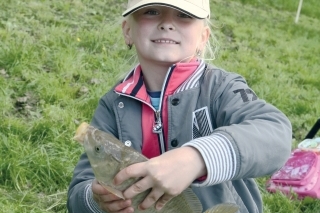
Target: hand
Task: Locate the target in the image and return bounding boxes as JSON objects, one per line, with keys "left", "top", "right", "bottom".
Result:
{"left": 113, "top": 146, "right": 206, "bottom": 211}
{"left": 91, "top": 179, "right": 134, "bottom": 213}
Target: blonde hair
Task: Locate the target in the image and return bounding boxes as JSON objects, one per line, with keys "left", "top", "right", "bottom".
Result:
{"left": 200, "top": 18, "right": 219, "bottom": 61}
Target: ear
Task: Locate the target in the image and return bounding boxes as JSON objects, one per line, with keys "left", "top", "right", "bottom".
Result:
{"left": 122, "top": 19, "right": 132, "bottom": 45}
{"left": 198, "top": 25, "right": 210, "bottom": 50}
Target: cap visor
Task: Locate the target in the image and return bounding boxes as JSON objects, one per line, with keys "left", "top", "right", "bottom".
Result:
{"left": 122, "top": 1, "right": 209, "bottom": 19}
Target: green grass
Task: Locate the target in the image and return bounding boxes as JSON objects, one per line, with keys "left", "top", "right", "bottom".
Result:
{"left": 0, "top": 0, "right": 319, "bottom": 212}
{"left": 236, "top": 0, "right": 320, "bottom": 19}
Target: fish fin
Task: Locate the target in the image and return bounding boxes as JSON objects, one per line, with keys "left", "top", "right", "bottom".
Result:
{"left": 99, "top": 182, "right": 125, "bottom": 200}
{"left": 73, "top": 122, "right": 89, "bottom": 144}
{"left": 180, "top": 188, "right": 203, "bottom": 213}
{"left": 203, "top": 203, "right": 239, "bottom": 213}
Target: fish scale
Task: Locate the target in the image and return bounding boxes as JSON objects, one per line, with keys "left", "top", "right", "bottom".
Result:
{"left": 74, "top": 122, "right": 239, "bottom": 213}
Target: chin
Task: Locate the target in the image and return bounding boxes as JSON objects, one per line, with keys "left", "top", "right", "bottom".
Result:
{"left": 157, "top": 59, "right": 180, "bottom": 65}
{"left": 152, "top": 56, "right": 191, "bottom": 64}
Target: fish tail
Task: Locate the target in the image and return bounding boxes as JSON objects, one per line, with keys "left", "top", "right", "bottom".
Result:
{"left": 73, "top": 122, "right": 89, "bottom": 144}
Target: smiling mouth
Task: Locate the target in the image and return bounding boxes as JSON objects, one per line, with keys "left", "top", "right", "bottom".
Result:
{"left": 152, "top": 39, "right": 180, "bottom": 44}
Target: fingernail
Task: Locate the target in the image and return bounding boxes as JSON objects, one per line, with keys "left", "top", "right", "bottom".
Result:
{"left": 138, "top": 205, "right": 145, "bottom": 211}
{"left": 156, "top": 204, "right": 163, "bottom": 211}
{"left": 126, "top": 199, "right": 132, "bottom": 205}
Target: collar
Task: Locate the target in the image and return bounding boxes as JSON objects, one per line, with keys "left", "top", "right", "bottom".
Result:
{"left": 114, "top": 60, "right": 206, "bottom": 102}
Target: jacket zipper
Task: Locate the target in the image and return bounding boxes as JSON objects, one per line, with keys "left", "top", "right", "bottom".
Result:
{"left": 153, "top": 110, "right": 165, "bottom": 153}
{"left": 115, "top": 65, "right": 176, "bottom": 155}
{"left": 114, "top": 92, "right": 167, "bottom": 154}
{"left": 152, "top": 65, "right": 176, "bottom": 154}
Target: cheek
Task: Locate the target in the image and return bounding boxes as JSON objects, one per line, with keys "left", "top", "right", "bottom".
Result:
{"left": 183, "top": 32, "right": 203, "bottom": 48}
{"left": 182, "top": 24, "right": 203, "bottom": 39}
{"left": 131, "top": 24, "right": 152, "bottom": 43}
{"left": 133, "top": 19, "right": 153, "bottom": 32}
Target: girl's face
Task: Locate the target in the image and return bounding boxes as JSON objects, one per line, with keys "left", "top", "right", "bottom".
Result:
{"left": 122, "top": 6, "right": 210, "bottom": 66}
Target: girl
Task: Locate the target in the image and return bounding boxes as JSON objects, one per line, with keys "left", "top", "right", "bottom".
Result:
{"left": 67, "top": 0, "right": 292, "bottom": 212}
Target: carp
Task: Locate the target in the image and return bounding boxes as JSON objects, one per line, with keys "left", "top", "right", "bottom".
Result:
{"left": 74, "top": 122, "right": 239, "bottom": 213}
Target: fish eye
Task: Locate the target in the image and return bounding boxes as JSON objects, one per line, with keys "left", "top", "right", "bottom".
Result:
{"left": 95, "top": 145, "right": 103, "bottom": 153}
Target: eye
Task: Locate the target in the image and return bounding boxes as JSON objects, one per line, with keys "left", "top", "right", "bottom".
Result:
{"left": 95, "top": 145, "right": 103, "bottom": 153}
{"left": 144, "top": 9, "right": 159, "bottom": 15}
{"left": 178, "top": 12, "right": 192, "bottom": 19}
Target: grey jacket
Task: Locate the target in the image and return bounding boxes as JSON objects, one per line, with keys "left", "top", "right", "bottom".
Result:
{"left": 67, "top": 62, "right": 292, "bottom": 213}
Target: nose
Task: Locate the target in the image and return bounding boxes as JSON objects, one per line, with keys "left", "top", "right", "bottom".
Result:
{"left": 160, "top": 25, "right": 175, "bottom": 31}
{"left": 158, "top": 15, "right": 175, "bottom": 31}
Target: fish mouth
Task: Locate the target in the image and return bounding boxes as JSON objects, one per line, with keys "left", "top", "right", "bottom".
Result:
{"left": 152, "top": 39, "right": 180, "bottom": 44}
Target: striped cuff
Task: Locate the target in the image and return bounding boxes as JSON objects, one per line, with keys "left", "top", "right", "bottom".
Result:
{"left": 182, "top": 133, "right": 237, "bottom": 187}
{"left": 84, "top": 183, "right": 105, "bottom": 213}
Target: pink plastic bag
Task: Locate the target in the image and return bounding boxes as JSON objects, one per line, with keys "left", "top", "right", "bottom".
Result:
{"left": 266, "top": 149, "right": 320, "bottom": 199}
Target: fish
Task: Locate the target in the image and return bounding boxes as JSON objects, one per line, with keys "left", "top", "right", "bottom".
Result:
{"left": 74, "top": 122, "right": 239, "bottom": 213}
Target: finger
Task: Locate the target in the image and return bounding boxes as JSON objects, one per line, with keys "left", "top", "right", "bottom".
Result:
{"left": 123, "top": 176, "right": 153, "bottom": 199}
{"left": 101, "top": 199, "right": 133, "bottom": 213}
{"left": 138, "top": 188, "right": 164, "bottom": 211}
{"left": 91, "top": 179, "right": 110, "bottom": 195}
{"left": 94, "top": 194, "right": 134, "bottom": 213}
{"left": 92, "top": 179, "right": 123, "bottom": 202}
{"left": 100, "top": 193, "right": 127, "bottom": 202}
{"left": 155, "top": 194, "right": 174, "bottom": 210}
{"left": 114, "top": 162, "right": 146, "bottom": 185}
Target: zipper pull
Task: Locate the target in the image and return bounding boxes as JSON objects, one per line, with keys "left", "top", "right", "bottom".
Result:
{"left": 153, "top": 110, "right": 162, "bottom": 134}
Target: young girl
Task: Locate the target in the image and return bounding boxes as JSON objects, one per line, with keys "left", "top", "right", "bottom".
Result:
{"left": 67, "top": 0, "right": 292, "bottom": 212}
